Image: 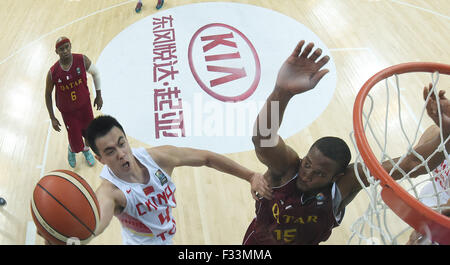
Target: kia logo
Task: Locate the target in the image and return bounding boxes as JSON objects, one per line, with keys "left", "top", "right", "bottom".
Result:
{"left": 188, "top": 23, "right": 261, "bottom": 102}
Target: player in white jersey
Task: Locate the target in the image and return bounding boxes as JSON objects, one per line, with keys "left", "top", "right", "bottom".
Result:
{"left": 85, "top": 115, "right": 273, "bottom": 245}
{"left": 407, "top": 125, "right": 450, "bottom": 245}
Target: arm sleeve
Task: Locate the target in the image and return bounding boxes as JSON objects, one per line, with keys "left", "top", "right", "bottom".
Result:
{"left": 87, "top": 63, "right": 101, "bottom": 91}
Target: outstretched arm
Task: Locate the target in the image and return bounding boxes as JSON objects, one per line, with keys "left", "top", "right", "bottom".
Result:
{"left": 94, "top": 180, "right": 125, "bottom": 236}
{"left": 148, "top": 146, "right": 273, "bottom": 200}
{"left": 383, "top": 84, "right": 450, "bottom": 180}
{"left": 339, "top": 84, "right": 450, "bottom": 210}
{"left": 252, "top": 40, "right": 330, "bottom": 177}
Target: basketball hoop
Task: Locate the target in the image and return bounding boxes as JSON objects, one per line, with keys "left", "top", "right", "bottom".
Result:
{"left": 351, "top": 62, "right": 450, "bottom": 245}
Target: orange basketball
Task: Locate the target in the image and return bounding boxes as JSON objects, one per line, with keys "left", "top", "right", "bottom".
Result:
{"left": 31, "top": 170, "right": 100, "bottom": 245}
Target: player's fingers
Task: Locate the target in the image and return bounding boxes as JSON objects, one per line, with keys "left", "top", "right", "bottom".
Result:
{"left": 300, "top": 42, "right": 314, "bottom": 58}
{"left": 263, "top": 193, "right": 273, "bottom": 200}
{"left": 262, "top": 190, "right": 273, "bottom": 200}
{"left": 260, "top": 177, "right": 269, "bottom": 187}
{"left": 423, "top": 85, "right": 429, "bottom": 101}
{"left": 256, "top": 191, "right": 269, "bottom": 200}
{"left": 258, "top": 184, "right": 273, "bottom": 199}
{"left": 259, "top": 180, "right": 271, "bottom": 192}
{"left": 291, "top": 40, "right": 305, "bottom": 57}
{"left": 309, "top": 48, "right": 322, "bottom": 61}
{"left": 424, "top": 86, "right": 437, "bottom": 110}
{"left": 251, "top": 191, "right": 258, "bottom": 201}
{"left": 429, "top": 84, "right": 438, "bottom": 100}
{"left": 260, "top": 180, "right": 272, "bottom": 193}
{"left": 255, "top": 190, "right": 265, "bottom": 200}
{"left": 310, "top": 69, "right": 330, "bottom": 87}
{"left": 316, "top": 55, "right": 330, "bottom": 69}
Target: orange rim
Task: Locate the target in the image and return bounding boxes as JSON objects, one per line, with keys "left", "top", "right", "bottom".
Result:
{"left": 353, "top": 62, "right": 450, "bottom": 244}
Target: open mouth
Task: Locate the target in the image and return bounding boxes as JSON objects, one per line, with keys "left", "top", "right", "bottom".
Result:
{"left": 122, "top": 161, "right": 130, "bottom": 169}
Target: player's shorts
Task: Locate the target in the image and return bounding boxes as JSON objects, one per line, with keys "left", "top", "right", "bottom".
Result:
{"left": 60, "top": 101, "right": 94, "bottom": 153}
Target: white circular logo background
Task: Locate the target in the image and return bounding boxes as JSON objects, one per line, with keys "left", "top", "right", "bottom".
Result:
{"left": 97, "top": 2, "right": 337, "bottom": 154}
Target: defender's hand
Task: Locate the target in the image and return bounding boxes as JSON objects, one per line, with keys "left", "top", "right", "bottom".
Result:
{"left": 424, "top": 84, "right": 450, "bottom": 136}
{"left": 250, "top": 173, "right": 273, "bottom": 200}
{"left": 275, "top": 40, "right": 330, "bottom": 96}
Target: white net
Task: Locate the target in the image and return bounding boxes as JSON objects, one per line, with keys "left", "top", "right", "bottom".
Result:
{"left": 348, "top": 69, "right": 450, "bottom": 245}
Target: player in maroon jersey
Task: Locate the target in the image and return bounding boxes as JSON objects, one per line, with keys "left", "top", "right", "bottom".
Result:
{"left": 45, "top": 37, "right": 103, "bottom": 168}
{"left": 245, "top": 40, "right": 450, "bottom": 245}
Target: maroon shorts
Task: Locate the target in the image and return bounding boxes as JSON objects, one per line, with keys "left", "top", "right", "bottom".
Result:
{"left": 60, "top": 102, "right": 93, "bottom": 153}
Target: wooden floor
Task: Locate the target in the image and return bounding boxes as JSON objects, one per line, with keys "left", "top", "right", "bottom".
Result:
{"left": 0, "top": 0, "right": 449, "bottom": 245}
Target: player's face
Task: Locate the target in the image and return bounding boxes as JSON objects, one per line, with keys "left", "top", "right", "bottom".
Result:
{"left": 55, "top": 42, "right": 72, "bottom": 60}
{"left": 297, "top": 146, "right": 340, "bottom": 193}
{"left": 94, "top": 126, "right": 133, "bottom": 176}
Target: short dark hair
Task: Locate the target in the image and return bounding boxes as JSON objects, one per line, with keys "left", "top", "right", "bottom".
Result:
{"left": 86, "top": 115, "right": 126, "bottom": 156}
{"left": 311, "top": 136, "right": 351, "bottom": 175}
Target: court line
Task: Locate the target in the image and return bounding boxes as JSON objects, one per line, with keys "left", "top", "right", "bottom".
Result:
{"left": 331, "top": 2, "right": 447, "bottom": 133}
{"left": 389, "top": 0, "right": 450, "bottom": 21}
{"left": 3, "top": 0, "right": 445, "bottom": 67}
{"left": 25, "top": 221, "right": 37, "bottom": 245}
{"left": 15, "top": 0, "right": 440, "bottom": 244}
{"left": 27, "top": 119, "right": 52, "bottom": 245}
{"left": 329, "top": 48, "right": 371, "bottom": 52}
{"left": 21, "top": 0, "right": 134, "bottom": 246}
{"left": 0, "top": 0, "right": 134, "bottom": 66}
{"left": 38, "top": 119, "right": 53, "bottom": 179}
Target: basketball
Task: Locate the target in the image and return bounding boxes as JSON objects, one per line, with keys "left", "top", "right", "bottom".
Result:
{"left": 30, "top": 170, "right": 100, "bottom": 245}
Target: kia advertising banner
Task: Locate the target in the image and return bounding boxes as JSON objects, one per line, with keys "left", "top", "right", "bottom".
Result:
{"left": 97, "top": 2, "right": 336, "bottom": 154}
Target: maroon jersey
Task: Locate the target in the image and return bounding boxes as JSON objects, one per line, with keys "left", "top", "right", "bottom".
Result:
{"left": 50, "top": 53, "right": 91, "bottom": 113}
{"left": 243, "top": 175, "right": 344, "bottom": 245}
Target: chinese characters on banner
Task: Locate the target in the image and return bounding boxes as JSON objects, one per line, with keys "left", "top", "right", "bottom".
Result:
{"left": 152, "top": 15, "right": 185, "bottom": 139}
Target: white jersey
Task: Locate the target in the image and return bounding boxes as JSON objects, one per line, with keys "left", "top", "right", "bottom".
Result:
{"left": 100, "top": 147, "right": 177, "bottom": 245}
{"left": 420, "top": 160, "right": 450, "bottom": 208}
